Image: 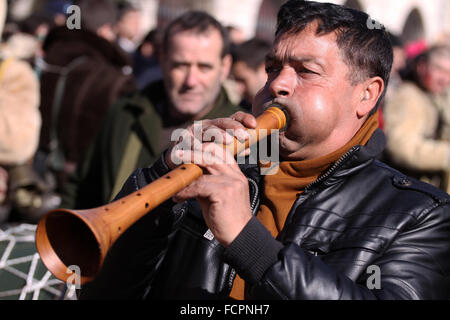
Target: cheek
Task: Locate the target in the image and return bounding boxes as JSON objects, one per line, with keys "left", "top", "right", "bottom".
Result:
{"left": 164, "top": 69, "right": 182, "bottom": 91}
{"left": 297, "top": 91, "right": 334, "bottom": 124}
{"left": 204, "top": 71, "right": 221, "bottom": 88}
{"left": 202, "top": 72, "right": 223, "bottom": 99}
{"left": 290, "top": 90, "right": 339, "bottom": 140}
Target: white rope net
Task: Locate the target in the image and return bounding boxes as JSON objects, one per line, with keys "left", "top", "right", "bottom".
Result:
{"left": 0, "top": 224, "right": 76, "bottom": 300}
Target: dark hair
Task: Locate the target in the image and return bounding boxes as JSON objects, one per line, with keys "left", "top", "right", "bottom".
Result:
{"left": 117, "top": 1, "right": 139, "bottom": 21}
{"left": 19, "top": 12, "right": 52, "bottom": 35}
{"left": 231, "top": 38, "right": 271, "bottom": 69}
{"left": 162, "top": 11, "right": 230, "bottom": 58}
{"left": 276, "top": 0, "right": 393, "bottom": 111}
{"left": 75, "top": 0, "right": 118, "bottom": 32}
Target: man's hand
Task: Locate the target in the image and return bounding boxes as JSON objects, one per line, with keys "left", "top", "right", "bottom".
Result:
{"left": 167, "top": 111, "right": 258, "bottom": 246}
{"left": 165, "top": 111, "right": 257, "bottom": 169}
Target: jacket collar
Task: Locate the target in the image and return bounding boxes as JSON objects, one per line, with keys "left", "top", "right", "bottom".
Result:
{"left": 241, "top": 128, "right": 387, "bottom": 193}
{"left": 303, "top": 128, "right": 386, "bottom": 192}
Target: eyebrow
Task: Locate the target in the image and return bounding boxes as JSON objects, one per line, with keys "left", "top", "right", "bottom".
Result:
{"left": 265, "top": 53, "right": 326, "bottom": 71}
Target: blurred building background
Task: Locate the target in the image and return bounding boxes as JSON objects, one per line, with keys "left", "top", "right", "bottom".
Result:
{"left": 6, "top": 0, "right": 450, "bottom": 45}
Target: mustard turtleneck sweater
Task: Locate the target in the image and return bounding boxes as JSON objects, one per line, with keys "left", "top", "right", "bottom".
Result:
{"left": 229, "top": 112, "right": 380, "bottom": 300}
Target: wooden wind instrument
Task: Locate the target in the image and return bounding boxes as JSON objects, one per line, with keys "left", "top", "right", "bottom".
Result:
{"left": 35, "top": 106, "right": 288, "bottom": 284}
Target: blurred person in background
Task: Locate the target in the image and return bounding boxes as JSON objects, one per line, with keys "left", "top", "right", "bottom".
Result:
{"left": 132, "top": 28, "right": 162, "bottom": 90}
{"left": 20, "top": 12, "right": 51, "bottom": 41}
{"left": 386, "top": 32, "right": 406, "bottom": 100}
{"left": 226, "top": 25, "right": 246, "bottom": 46}
{"left": 222, "top": 25, "right": 248, "bottom": 105}
{"left": 231, "top": 38, "right": 271, "bottom": 110}
{"left": 18, "top": 12, "right": 52, "bottom": 58}
{"left": 61, "top": 11, "right": 242, "bottom": 211}
{"left": 384, "top": 45, "right": 450, "bottom": 191}
{"left": 0, "top": 13, "right": 51, "bottom": 72}
{"left": 115, "top": 1, "right": 143, "bottom": 55}
{"left": 44, "top": 0, "right": 72, "bottom": 27}
{"left": 0, "top": 0, "right": 59, "bottom": 224}
{"left": 376, "top": 32, "right": 407, "bottom": 131}
{"left": 36, "top": 0, "right": 136, "bottom": 194}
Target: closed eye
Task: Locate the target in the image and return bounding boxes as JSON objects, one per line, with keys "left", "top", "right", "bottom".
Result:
{"left": 298, "top": 67, "right": 319, "bottom": 75}
{"left": 198, "top": 63, "right": 214, "bottom": 72}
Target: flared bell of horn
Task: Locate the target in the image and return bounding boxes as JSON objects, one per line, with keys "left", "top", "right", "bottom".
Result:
{"left": 36, "top": 208, "right": 105, "bottom": 284}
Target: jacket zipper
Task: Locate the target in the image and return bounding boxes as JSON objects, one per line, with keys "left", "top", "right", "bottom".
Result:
{"left": 282, "top": 146, "right": 361, "bottom": 231}
{"left": 303, "top": 146, "right": 360, "bottom": 192}
{"left": 248, "top": 177, "right": 260, "bottom": 215}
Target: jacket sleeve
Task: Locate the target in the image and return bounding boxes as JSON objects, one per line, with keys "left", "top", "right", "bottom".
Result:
{"left": 223, "top": 204, "right": 450, "bottom": 300}
{"left": 79, "top": 153, "right": 182, "bottom": 299}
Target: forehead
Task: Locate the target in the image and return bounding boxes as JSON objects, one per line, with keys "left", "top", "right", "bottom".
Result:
{"left": 167, "top": 29, "right": 223, "bottom": 61}
{"left": 270, "top": 24, "right": 342, "bottom": 67}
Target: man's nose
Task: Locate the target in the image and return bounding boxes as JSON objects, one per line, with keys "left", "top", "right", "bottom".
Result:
{"left": 184, "top": 66, "right": 200, "bottom": 88}
{"left": 269, "top": 67, "right": 296, "bottom": 98}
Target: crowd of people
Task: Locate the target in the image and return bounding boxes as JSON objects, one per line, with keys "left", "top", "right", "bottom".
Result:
{"left": 0, "top": 0, "right": 449, "bottom": 300}
{"left": 0, "top": 0, "right": 274, "bottom": 224}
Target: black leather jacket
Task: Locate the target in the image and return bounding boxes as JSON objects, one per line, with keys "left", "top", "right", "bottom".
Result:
{"left": 79, "top": 129, "right": 450, "bottom": 300}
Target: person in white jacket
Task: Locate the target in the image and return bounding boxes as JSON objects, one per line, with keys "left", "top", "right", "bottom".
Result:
{"left": 0, "top": 0, "right": 59, "bottom": 223}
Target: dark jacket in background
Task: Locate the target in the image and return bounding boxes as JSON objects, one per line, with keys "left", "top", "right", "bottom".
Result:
{"left": 38, "top": 27, "right": 137, "bottom": 187}
{"left": 61, "top": 80, "right": 242, "bottom": 210}
{"left": 79, "top": 129, "right": 450, "bottom": 300}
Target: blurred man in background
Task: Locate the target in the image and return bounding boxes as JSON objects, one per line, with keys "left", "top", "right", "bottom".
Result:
{"left": 37, "top": 0, "right": 136, "bottom": 193}
{"left": 384, "top": 45, "right": 450, "bottom": 191}
{"left": 115, "top": 2, "right": 143, "bottom": 55}
{"left": 231, "top": 38, "right": 271, "bottom": 110}
{"left": 132, "top": 29, "right": 162, "bottom": 89}
{"left": 226, "top": 25, "right": 246, "bottom": 46}
{"left": 61, "top": 11, "right": 242, "bottom": 210}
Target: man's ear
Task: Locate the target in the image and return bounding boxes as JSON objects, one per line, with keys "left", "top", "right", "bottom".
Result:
{"left": 221, "top": 54, "right": 232, "bottom": 81}
{"left": 356, "top": 76, "right": 384, "bottom": 118}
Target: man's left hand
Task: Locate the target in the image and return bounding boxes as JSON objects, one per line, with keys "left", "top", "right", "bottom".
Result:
{"left": 172, "top": 134, "right": 252, "bottom": 247}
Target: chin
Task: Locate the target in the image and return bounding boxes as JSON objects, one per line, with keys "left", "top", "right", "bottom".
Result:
{"left": 174, "top": 102, "right": 204, "bottom": 116}
{"left": 278, "top": 135, "right": 307, "bottom": 161}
